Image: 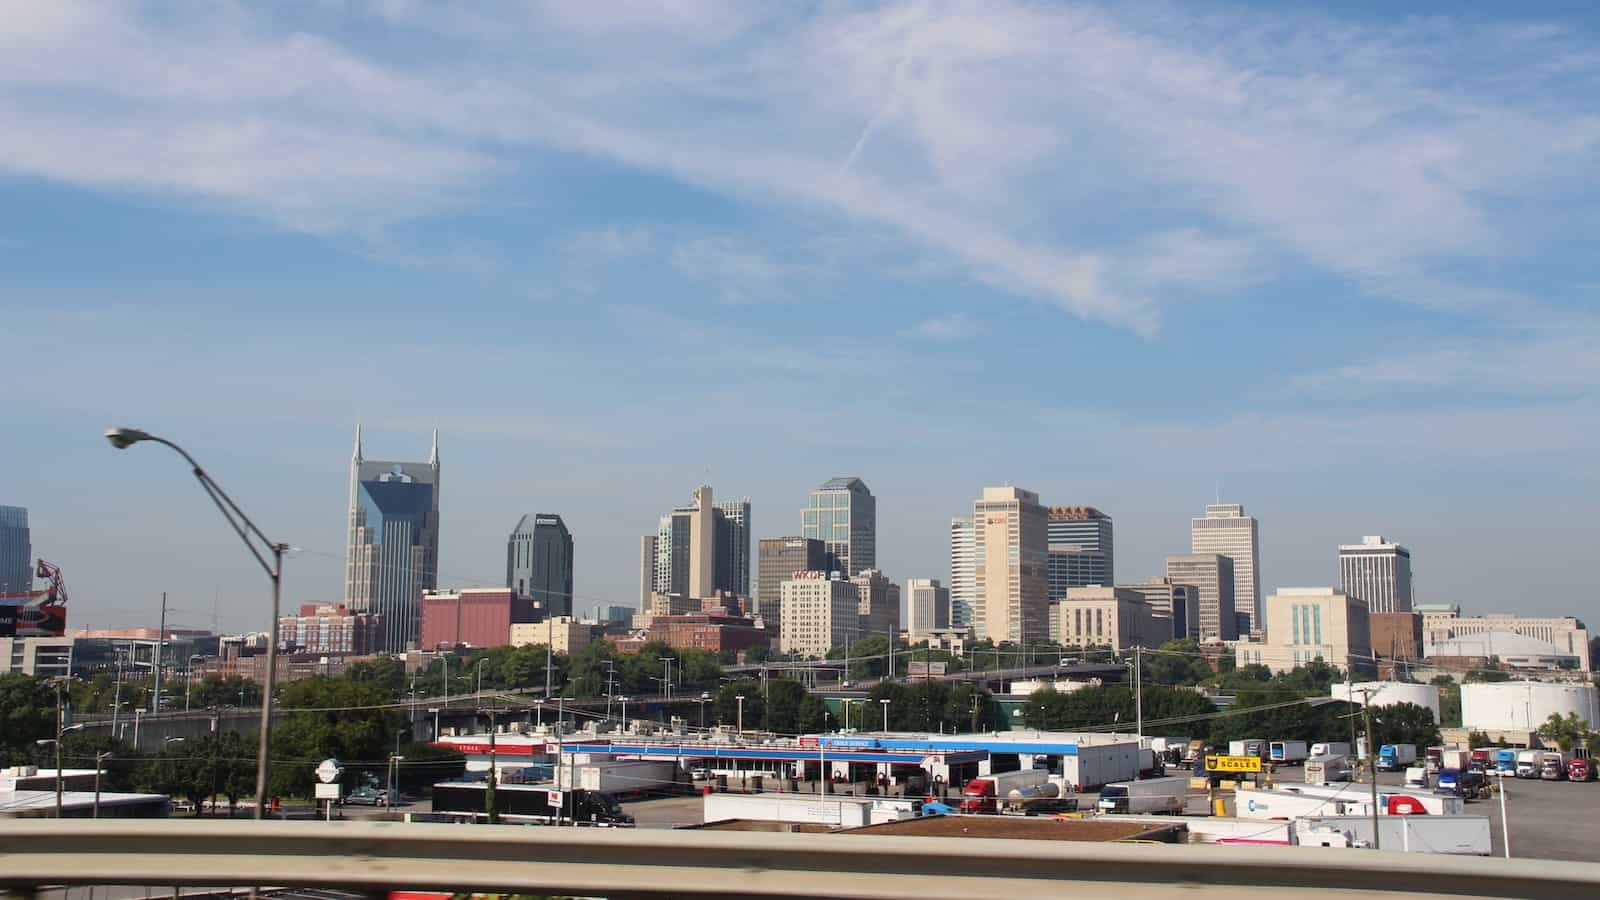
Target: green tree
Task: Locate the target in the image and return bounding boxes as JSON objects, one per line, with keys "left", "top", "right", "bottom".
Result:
{"left": 190, "top": 674, "right": 261, "bottom": 709}
{"left": 1464, "top": 669, "right": 1511, "bottom": 683}
{"left": 269, "top": 675, "right": 403, "bottom": 798}
{"left": 1370, "top": 702, "right": 1441, "bottom": 749}
{"left": 1431, "top": 675, "right": 1462, "bottom": 727}
{"left": 714, "top": 679, "right": 764, "bottom": 730}
{"left": 1537, "top": 712, "right": 1593, "bottom": 752}
{"left": 0, "top": 675, "right": 57, "bottom": 766}
{"left": 1147, "top": 640, "right": 1211, "bottom": 686}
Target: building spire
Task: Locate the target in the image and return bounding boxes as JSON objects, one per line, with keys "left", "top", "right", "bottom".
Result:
{"left": 353, "top": 422, "right": 363, "bottom": 464}
{"left": 429, "top": 428, "right": 439, "bottom": 467}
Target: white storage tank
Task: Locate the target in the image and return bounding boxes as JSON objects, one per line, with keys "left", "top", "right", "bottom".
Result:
{"left": 1331, "top": 682, "right": 1441, "bottom": 723}
{"left": 1460, "top": 681, "right": 1600, "bottom": 733}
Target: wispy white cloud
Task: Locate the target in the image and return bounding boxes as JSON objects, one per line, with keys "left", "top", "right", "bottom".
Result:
{"left": 902, "top": 313, "right": 975, "bottom": 340}
{"left": 2, "top": 2, "right": 1597, "bottom": 331}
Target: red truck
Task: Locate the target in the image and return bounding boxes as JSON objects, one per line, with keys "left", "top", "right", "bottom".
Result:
{"left": 959, "top": 770, "right": 1052, "bottom": 814}
{"left": 1569, "top": 758, "right": 1596, "bottom": 782}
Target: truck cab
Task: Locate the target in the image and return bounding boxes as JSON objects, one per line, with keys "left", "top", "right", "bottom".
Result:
{"left": 959, "top": 778, "right": 999, "bottom": 814}
{"left": 1569, "top": 758, "right": 1596, "bottom": 782}
{"left": 1493, "top": 749, "right": 1517, "bottom": 776}
{"left": 1516, "top": 750, "right": 1540, "bottom": 778}
{"left": 1539, "top": 752, "right": 1568, "bottom": 781}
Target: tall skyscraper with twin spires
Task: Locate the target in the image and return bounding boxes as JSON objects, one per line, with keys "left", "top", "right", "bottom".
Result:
{"left": 344, "top": 427, "right": 440, "bottom": 651}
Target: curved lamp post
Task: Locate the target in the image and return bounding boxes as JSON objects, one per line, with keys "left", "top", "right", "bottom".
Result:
{"left": 105, "top": 427, "right": 286, "bottom": 820}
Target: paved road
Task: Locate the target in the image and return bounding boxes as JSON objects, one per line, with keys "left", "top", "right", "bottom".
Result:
{"left": 626, "top": 769, "right": 1600, "bottom": 863}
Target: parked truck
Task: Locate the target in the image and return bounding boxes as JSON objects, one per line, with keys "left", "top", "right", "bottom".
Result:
{"left": 1539, "top": 751, "right": 1569, "bottom": 781}
{"left": 1003, "top": 781, "right": 1079, "bottom": 815}
{"left": 1493, "top": 749, "right": 1517, "bottom": 777}
{"left": 1568, "top": 758, "right": 1596, "bottom": 782}
{"left": 1096, "top": 776, "right": 1187, "bottom": 815}
{"left": 1305, "top": 754, "right": 1353, "bottom": 785}
{"left": 1181, "top": 740, "right": 1207, "bottom": 769}
{"left": 1437, "top": 768, "right": 1488, "bottom": 800}
{"left": 1295, "top": 816, "right": 1492, "bottom": 855}
{"left": 1378, "top": 744, "right": 1418, "bottom": 772}
{"left": 1311, "top": 742, "right": 1351, "bottom": 759}
{"left": 960, "top": 769, "right": 1052, "bottom": 814}
{"left": 556, "top": 759, "right": 679, "bottom": 798}
{"left": 431, "top": 782, "right": 634, "bottom": 826}
{"left": 1441, "top": 748, "right": 1471, "bottom": 772}
{"left": 1269, "top": 740, "right": 1310, "bottom": 766}
{"left": 1516, "top": 749, "right": 1541, "bottom": 778}
{"left": 1424, "top": 746, "right": 1445, "bottom": 772}
{"left": 1229, "top": 739, "right": 1268, "bottom": 760}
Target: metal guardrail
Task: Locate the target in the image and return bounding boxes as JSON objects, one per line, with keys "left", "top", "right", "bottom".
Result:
{"left": 2, "top": 821, "right": 1600, "bottom": 899}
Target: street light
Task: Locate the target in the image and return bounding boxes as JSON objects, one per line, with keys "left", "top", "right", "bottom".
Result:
{"left": 735, "top": 695, "right": 745, "bottom": 736}
{"left": 619, "top": 696, "right": 629, "bottom": 731}
{"left": 37, "top": 723, "right": 85, "bottom": 818}
{"left": 534, "top": 698, "right": 545, "bottom": 729}
{"left": 661, "top": 657, "right": 675, "bottom": 703}
{"left": 879, "top": 698, "right": 891, "bottom": 733}
{"left": 105, "top": 426, "right": 288, "bottom": 820}
{"left": 93, "top": 751, "right": 113, "bottom": 819}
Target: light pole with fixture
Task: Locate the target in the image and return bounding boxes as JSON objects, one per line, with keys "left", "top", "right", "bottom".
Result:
{"left": 735, "top": 695, "right": 745, "bottom": 736}
{"left": 93, "top": 751, "right": 113, "bottom": 818}
{"left": 879, "top": 698, "right": 891, "bottom": 733}
{"left": 105, "top": 426, "right": 287, "bottom": 820}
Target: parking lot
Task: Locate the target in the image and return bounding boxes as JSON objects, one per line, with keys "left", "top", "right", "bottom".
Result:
{"left": 622, "top": 771, "right": 1600, "bottom": 862}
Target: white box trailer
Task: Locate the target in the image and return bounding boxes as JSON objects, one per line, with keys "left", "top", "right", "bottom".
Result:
{"left": 1236, "top": 789, "right": 1368, "bottom": 820}
{"left": 1276, "top": 783, "right": 1465, "bottom": 816}
{"left": 702, "top": 792, "right": 919, "bottom": 828}
{"left": 1305, "top": 755, "right": 1352, "bottom": 785}
{"left": 557, "top": 759, "right": 679, "bottom": 798}
{"left": 1311, "top": 742, "right": 1351, "bottom": 758}
{"left": 1295, "top": 815, "right": 1491, "bottom": 855}
{"left": 1096, "top": 776, "right": 1187, "bottom": 814}
{"left": 1270, "top": 741, "right": 1310, "bottom": 765}
{"left": 1061, "top": 741, "right": 1141, "bottom": 790}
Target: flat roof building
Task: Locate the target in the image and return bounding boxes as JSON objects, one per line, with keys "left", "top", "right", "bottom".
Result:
{"left": 1339, "top": 535, "right": 1412, "bottom": 614}
{"left": 972, "top": 487, "right": 1049, "bottom": 645}
{"left": 780, "top": 573, "right": 858, "bottom": 658}
{"left": 1191, "top": 503, "right": 1259, "bottom": 630}
{"left": 1165, "top": 553, "right": 1236, "bottom": 642}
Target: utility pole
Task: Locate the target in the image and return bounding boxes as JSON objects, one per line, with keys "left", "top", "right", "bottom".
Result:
{"left": 484, "top": 706, "right": 498, "bottom": 824}
{"left": 1133, "top": 646, "right": 1143, "bottom": 741}
{"left": 153, "top": 592, "right": 168, "bottom": 715}
{"left": 1359, "top": 689, "right": 1380, "bottom": 850}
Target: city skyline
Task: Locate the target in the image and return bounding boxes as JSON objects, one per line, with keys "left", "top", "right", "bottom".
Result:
{"left": 7, "top": 4, "right": 1597, "bottom": 632}
{"left": 15, "top": 434, "right": 1595, "bottom": 633}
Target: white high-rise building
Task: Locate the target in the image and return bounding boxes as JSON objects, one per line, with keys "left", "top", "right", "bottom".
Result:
{"left": 905, "top": 578, "right": 950, "bottom": 637}
{"left": 1191, "top": 503, "right": 1260, "bottom": 627}
{"left": 972, "top": 486, "right": 1049, "bottom": 644}
{"left": 1339, "top": 535, "right": 1412, "bottom": 614}
{"left": 638, "top": 535, "right": 657, "bottom": 610}
{"left": 949, "top": 517, "right": 976, "bottom": 627}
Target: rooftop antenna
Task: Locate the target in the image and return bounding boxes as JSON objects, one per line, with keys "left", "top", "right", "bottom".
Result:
{"left": 1214, "top": 478, "right": 1221, "bottom": 505}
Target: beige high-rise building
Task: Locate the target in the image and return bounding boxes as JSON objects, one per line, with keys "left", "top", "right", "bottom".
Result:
{"left": 687, "top": 485, "right": 716, "bottom": 599}
{"left": 1050, "top": 586, "right": 1158, "bottom": 652}
{"left": 1232, "top": 587, "right": 1372, "bottom": 674}
{"left": 905, "top": 578, "right": 951, "bottom": 637}
{"left": 1166, "top": 553, "right": 1237, "bottom": 642}
{"left": 1191, "top": 503, "right": 1259, "bottom": 630}
{"left": 972, "top": 486, "right": 1049, "bottom": 644}
{"left": 779, "top": 572, "right": 859, "bottom": 658}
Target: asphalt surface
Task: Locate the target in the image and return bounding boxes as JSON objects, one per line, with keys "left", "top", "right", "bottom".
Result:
{"left": 624, "top": 769, "right": 1600, "bottom": 862}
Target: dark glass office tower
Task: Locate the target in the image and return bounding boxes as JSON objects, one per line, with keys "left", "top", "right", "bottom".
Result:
{"left": 344, "top": 427, "right": 440, "bottom": 651}
{"left": 507, "top": 513, "right": 574, "bottom": 617}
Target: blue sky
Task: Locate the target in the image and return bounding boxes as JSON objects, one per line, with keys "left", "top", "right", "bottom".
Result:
{"left": 3, "top": 1, "right": 1598, "bottom": 632}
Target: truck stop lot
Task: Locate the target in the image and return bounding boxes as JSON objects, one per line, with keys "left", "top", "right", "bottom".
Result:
{"left": 624, "top": 772, "right": 1600, "bottom": 862}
